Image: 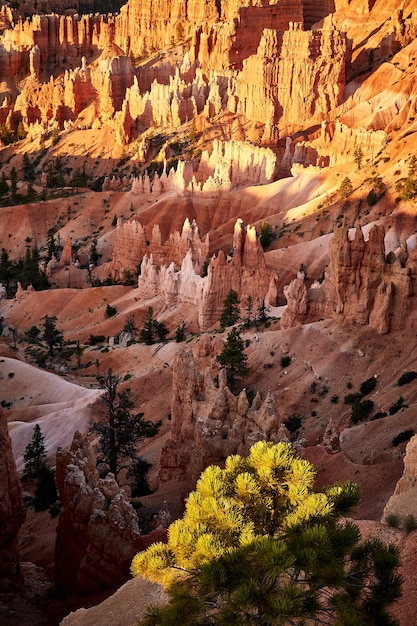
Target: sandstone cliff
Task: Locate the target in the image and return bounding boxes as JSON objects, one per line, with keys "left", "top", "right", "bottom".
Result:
{"left": 0, "top": 406, "right": 25, "bottom": 586}
{"left": 159, "top": 348, "right": 289, "bottom": 488}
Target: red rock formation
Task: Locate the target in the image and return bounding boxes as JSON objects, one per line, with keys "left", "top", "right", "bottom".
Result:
{"left": 383, "top": 434, "right": 417, "bottom": 521}
{"left": 0, "top": 406, "right": 25, "bottom": 586}
{"left": 61, "top": 237, "right": 73, "bottom": 266}
{"left": 159, "top": 349, "right": 289, "bottom": 488}
{"left": 199, "top": 219, "right": 278, "bottom": 329}
{"left": 55, "top": 431, "right": 143, "bottom": 594}
{"left": 110, "top": 216, "right": 209, "bottom": 282}
{"left": 283, "top": 224, "right": 417, "bottom": 334}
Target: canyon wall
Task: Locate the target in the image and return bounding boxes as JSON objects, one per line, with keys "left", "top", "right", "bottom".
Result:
{"left": 1, "top": 0, "right": 348, "bottom": 153}
{"left": 0, "top": 406, "right": 25, "bottom": 586}
{"left": 159, "top": 348, "right": 289, "bottom": 488}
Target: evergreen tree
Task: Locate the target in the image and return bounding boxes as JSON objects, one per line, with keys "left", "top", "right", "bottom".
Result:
{"left": 259, "top": 221, "right": 276, "bottom": 250}
{"left": 90, "top": 369, "right": 161, "bottom": 479}
{"left": 220, "top": 289, "right": 240, "bottom": 328}
{"left": 21, "top": 246, "right": 49, "bottom": 290}
{"left": 132, "top": 441, "right": 402, "bottom": 626}
{"left": 256, "top": 298, "right": 269, "bottom": 326}
{"left": 216, "top": 328, "right": 249, "bottom": 392}
{"left": 140, "top": 307, "right": 156, "bottom": 344}
{"left": 10, "top": 167, "right": 17, "bottom": 198}
{"left": 33, "top": 465, "right": 57, "bottom": 511}
{"left": 22, "top": 152, "right": 31, "bottom": 179}
{"left": 139, "top": 308, "right": 168, "bottom": 344}
{"left": 23, "top": 423, "right": 47, "bottom": 477}
{"left": 0, "top": 171, "right": 9, "bottom": 197}
{"left": 175, "top": 321, "right": 186, "bottom": 343}
{"left": 41, "top": 315, "right": 63, "bottom": 357}
{"left": 244, "top": 295, "right": 253, "bottom": 328}
{"left": 0, "top": 248, "right": 11, "bottom": 287}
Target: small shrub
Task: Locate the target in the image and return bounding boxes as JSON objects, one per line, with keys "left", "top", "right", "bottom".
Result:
{"left": 392, "top": 429, "right": 415, "bottom": 447}
{"left": 89, "top": 334, "right": 106, "bottom": 345}
{"left": 105, "top": 304, "right": 117, "bottom": 317}
{"left": 366, "top": 189, "right": 377, "bottom": 206}
{"left": 344, "top": 392, "right": 362, "bottom": 405}
{"left": 318, "top": 385, "right": 329, "bottom": 397}
{"left": 280, "top": 355, "right": 291, "bottom": 368}
{"left": 386, "top": 513, "right": 401, "bottom": 528}
{"left": 263, "top": 363, "right": 273, "bottom": 369}
{"left": 331, "top": 395, "right": 339, "bottom": 404}
{"left": 359, "top": 376, "right": 377, "bottom": 396}
{"left": 283, "top": 414, "right": 302, "bottom": 440}
{"left": 397, "top": 371, "right": 417, "bottom": 386}
{"left": 371, "top": 411, "right": 387, "bottom": 421}
{"left": 8, "top": 372, "right": 14, "bottom": 379}
{"left": 351, "top": 399, "right": 374, "bottom": 424}
{"left": 389, "top": 396, "right": 407, "bottom": 415}
{"left": 404, "top": 514, "right": 417, "bottom": 533}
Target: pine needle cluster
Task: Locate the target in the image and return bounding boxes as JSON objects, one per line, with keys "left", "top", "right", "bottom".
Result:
{"left": 131, "top": 441, "right": 401, "bottom": 625}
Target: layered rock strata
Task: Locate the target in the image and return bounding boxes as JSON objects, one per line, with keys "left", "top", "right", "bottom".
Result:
{"left": 0, "top": 406, "right": 25, "bottom": 586}
{"left": 159, "top": 349, "right": 289, "bottom": 488}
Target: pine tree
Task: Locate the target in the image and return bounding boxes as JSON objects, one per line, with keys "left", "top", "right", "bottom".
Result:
{"left": 175, "top": 321, "right": 186, "bottom": 343}
{"left": 23, "top": 423, "right": 47, "bottom": 477}
{"left": 132, "top": 441, "right": 402, "bottom": 626}
{"left": 216, "top": 328, "right": 249, "bottom": 392}
{"left": 0, "top": 171, "right": 9, "bottom": 197}
{"left": 219, "top": 289, "right": 240, "bottom": 328}
{"left": 256, "top": 298, "right": 268, "bottom": 325}
{"left": 140, "top": 307, "right": 156, "bottom": 344}
{"left": 41, "top": 315, "right": 63, "bottom": 357}
{"left": 0, "top": 248, "right": 11, "bottom": 287}
{"left": 33, "top": 465, "right": 57, "bottom": 511}
{"left": 90, "top": 369, "right": 161, "bottom": 479}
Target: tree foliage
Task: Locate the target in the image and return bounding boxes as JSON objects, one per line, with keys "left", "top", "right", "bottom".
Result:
{"left": 140, "top": 307, "right": 169, "bottom": 344}
{"left": 23, "top": 423, "right": 47, "bottom": 477}
{"left": 132, "top": 441, "right": 401, "bottom": 626}
{"left": 220, "top": 289, "right": 240, "bottom": 328}
{"left": 216, "top": 328, "right": 249, "bottom": 392}
{"left": 41, "top": 315, "right": 64, "bottom": 357}
{"left": 90, "top": 369, "right": 161, "bottom": 479}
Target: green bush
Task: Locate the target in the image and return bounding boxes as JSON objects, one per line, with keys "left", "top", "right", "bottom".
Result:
{"left": 359, "top": 376, "right": 377, "bottom": 396}
{"left": 351, "top": 399, "right": 374, "bottom": 424}
{"left": 344, "top": 392, "right": 361, "bottom": 405}
{"left": 404, "top": 514, "right": 417, "bottom": 533}
{"left": 105, "top": 304, "right": 117, "bottom": 317}
{"left": 386, "top": 513, "right": 401, "bottom": 528}
{"left": 283, "top": 414, "right": 302, "bottom": 441}
{"left": 280, "top": 355, "right": 291, "bottom": 368}
{"left": 392, "top": 429, "right": 415, "bottom": 447}
{"left": 89, "top": 334, "right": 106, "bottom": 345}
{"left": 371, "top": 411, "right": 387, "bottom": 421}
{"left": 389, "top": 396, "right": 407, "bottom": 415}
{"left": 397, "top": 371, "right": 417, "bottom": 386}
